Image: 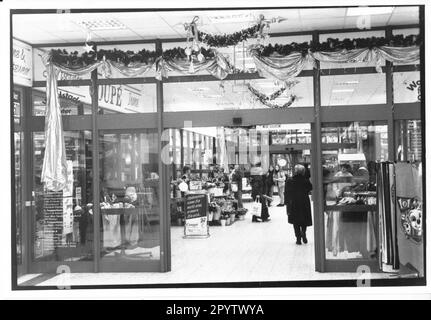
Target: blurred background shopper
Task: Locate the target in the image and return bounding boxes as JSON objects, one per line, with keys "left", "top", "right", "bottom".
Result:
{"left": 274, "top": 165, "right": 286, "bottom": 207}
{"left": 250, "top": 162, "right": 270, "bottom": 222}
{"left": 231, "top": 164, "right": 244, "bottom": 209}
{"left": 265, "top": 165, "right": 276, "bottom": 206}
{"left": 285, "top": 164, "right": 312, "bottom": 244}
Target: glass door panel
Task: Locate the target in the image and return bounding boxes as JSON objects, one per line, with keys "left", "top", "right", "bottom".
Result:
{"left": 31, "top": 131, "right": 93, "bottom": 272}
{"left": 322, "top": 122, "right": 387, "bottom": 261}
{"left": 99, "top": 130, "right": 161, "bottom": 271}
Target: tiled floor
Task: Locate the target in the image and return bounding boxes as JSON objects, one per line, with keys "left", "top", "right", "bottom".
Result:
{"left": 20, "top": 197, "right": 393, "bottom": 287}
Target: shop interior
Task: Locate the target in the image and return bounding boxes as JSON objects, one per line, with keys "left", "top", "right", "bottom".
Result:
{"left": 11, "top": 7, "right": 424, "bottom": 286}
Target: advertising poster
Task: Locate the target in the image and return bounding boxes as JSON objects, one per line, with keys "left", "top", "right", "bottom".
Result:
{"left": 62, "top": 161, "right": 74, "bottom": 235}
{"left": 184, "top": 193, "right": 209, "bottom": 238}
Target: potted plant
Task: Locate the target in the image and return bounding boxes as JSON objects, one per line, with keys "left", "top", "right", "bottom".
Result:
{"left": 237, "top": 208, "right": 248, "bottom": 221}
{"left": 213, "top": 204, "right": 221, "bottom": 221}
{"left": 230, "top": 210, "right": 236, "bottom": 223}
{"left": 220, "top": 214, "right": 227, "bottom": 227}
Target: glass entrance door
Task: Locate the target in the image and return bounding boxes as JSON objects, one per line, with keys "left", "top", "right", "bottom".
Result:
{"left": 99, "top": 130, "right": 161, "bottom": 272}
{"left": 30, "top": 131, "right": 94, "bottom": 273}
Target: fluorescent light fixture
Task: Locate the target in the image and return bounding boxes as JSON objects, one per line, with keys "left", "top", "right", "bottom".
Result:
{"left": 188, "top": 87, "right": 211, "bottom": 92}
{"left": 336, "top": 80, "right": 359, "bottom": 85}
{"left": 207, "top": 12, "right": 255, "bottom": 23}
{"left": 75, "top": 19, "right": 127, "bottom": 31}
{"left": 332, "top": 89, "right": 355, "bottom": 93}
{"left": 346, "top": 6, "right": 394, "bottom": 16}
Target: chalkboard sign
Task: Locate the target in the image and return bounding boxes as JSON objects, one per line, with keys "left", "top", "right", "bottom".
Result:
{"left": 184, "top": 193, "right": 209, "bottom": 238}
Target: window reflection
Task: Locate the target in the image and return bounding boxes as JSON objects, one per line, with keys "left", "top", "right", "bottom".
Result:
{"left": 322, "top": 122, "right": 387, "bottom": 260}
{"left": 33, "top": 131, "right": 93, "bottom": 262}
{"left": 99, "top": 131, "right": 160, "bottom": 261}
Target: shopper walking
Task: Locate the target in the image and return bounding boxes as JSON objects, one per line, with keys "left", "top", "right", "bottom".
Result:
{"left": 285, "top": 164, "right": 313, "bottom": 245}
{"left": 250, "top": 162, "right": 270, "bottom": 222}
{"left": 231, "top": 164, "right": 243, "bottom": 209}
{"left": 265, "top": 165, "right": 276, "bottom": 206}
{"left": 274, "top": 165, "right": 286, "bottom": 207}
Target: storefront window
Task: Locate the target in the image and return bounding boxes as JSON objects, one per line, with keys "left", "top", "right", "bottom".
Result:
{"left": 395, "top": 120, "right": 422, "bottom": 162}
{"left": 322, "top": 122, "right": 387, "bottom": 260}
{"left": 15, "top": 131, "right": 23, "bottom": 267}
{"left": 32, "top": 131, "right": 93, "bottom": 262}
{"left": 99, "top": 130, "right": 161, "bottom": 263}
{"left": 393, "top": 71, "right": 421, "bottom": 103}
{"left": 320, "top": 73, "right": 386, "bottom": 106}
{"left": 164, "top": 78, "right": 313, "bottom": 112}
{"left": 13, "top": 87, "right": 24, "bottom": 271}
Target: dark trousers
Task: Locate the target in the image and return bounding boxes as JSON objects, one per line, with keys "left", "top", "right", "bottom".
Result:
{"left": 293, "top": 224, "right": 307, "bottom": 239}
{"left": 234, "top": 190, "right": 243, "bottom": 209}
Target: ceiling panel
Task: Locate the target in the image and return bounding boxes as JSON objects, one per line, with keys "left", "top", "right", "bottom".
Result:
{"left": 389, "top": 14, "right": 419, "bottom": 25}
{"left": 133, "top": 28, "right": 182, "bottom": 38}
{"left": 299, "top": 8, "right": 347, "bottom": 18}
{"left": 393, "top": 6, "right": 419, "bottom": 14}
{"left": 12, "top": 7, "right": 420, "bottom": 45}
{"left": 300, "top": 18, "right": 345, "bottom": 30}
{"left": 369, "top": 14, "right": 392, "bottom": 25}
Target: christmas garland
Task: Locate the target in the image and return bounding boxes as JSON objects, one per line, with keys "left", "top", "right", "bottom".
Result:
{"left": 49, "top": 34, "right": 420, "bottom": 68}
{"left": 258, "top": 34, "right": 421, "bottom": 57}
{"left": 198, "top": 24, "right": 261, "bottom": 47}
{"left": 247, "top": 83, "right": 296, "bottom": 109}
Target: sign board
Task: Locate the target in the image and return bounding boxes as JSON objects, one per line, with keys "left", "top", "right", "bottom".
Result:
{"left": 184, "top": 193, "right": 209, "bottom": 238}
{"left": 13, "top": 39, "right": 33, "bottom": 87}
{"left": 189, "top": 180, "right": 202, "bottom": 191}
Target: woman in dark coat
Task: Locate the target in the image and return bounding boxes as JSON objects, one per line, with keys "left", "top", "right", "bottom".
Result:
{"left": 285, "top": 164, "right": 313, "bottom": 245}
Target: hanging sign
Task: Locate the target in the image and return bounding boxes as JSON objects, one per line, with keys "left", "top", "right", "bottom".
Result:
{"left": 184, "top": 193, "right": 209, "bottom": 238}
{"left": 13, "top": 39, "right": 33, "bottom": 87}
{"left": 189, "top": 180, "right": 203, "bottom": 191}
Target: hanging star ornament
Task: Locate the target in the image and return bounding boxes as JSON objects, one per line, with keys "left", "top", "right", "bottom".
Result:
{"left": 84, "top": 43, "right": 94, "bottom": 53}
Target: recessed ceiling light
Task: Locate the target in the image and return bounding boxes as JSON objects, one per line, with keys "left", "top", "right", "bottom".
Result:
{"left": 75, "top": 19, "right": 127, "bottom": 31}
{"left": 346, "top": 6, "right": 394, "bottom": 16}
